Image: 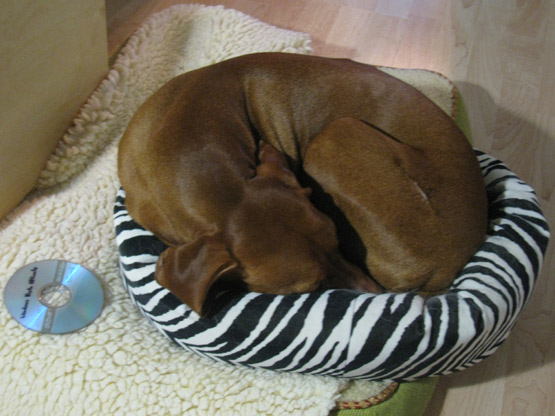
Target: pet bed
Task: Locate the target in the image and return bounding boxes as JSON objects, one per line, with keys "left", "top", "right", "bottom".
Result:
{"left": 116, "top": 148, "right": 549, "bottom": 380}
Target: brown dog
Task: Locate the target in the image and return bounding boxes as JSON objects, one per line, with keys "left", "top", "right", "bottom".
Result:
{"left": 118, "top": 52, "right": 487, "bottom": 316}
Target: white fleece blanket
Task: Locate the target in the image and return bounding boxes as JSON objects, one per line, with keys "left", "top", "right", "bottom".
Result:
{"left": 0, "top": 5, "right": 409, "bottom": 415}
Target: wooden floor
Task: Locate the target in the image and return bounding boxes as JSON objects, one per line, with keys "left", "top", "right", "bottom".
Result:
{"left": 106, "top": 1, "right": 554, "bottom": 415}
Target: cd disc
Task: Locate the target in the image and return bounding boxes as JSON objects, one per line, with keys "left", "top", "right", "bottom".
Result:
{"left": 3, "top": 260, "right": 103, "bottom": 334}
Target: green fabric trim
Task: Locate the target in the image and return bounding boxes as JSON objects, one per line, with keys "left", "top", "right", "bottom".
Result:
{"left": 331, "top": 378, "right": 438, "bottom": 416}
{"left": 453, "top": 86, "right": 473, "bottom": 144}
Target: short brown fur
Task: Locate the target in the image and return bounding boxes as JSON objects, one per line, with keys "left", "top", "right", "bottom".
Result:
{"left": 118, "top": 52, "right": 487, "bottom": 316}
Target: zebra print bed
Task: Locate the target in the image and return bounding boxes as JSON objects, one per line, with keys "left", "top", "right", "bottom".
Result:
{"left": 113, "top": 151, "right": 549, "bottom": 381}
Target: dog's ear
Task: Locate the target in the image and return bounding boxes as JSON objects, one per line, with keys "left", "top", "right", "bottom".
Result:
{"left": 155, "top": 233, "right": 241, "bottom": 317}
{"left": 256, "top": 143, "right": 311, "bottom": 197}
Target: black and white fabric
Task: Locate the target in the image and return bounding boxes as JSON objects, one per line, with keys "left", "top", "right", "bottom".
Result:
{"left": 114, "top": 151, "right": 549, "bottom": 381}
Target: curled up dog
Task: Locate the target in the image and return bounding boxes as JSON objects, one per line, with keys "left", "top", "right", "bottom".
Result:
{"left": 118, "top": 53, "right": 488, "bottom": 317}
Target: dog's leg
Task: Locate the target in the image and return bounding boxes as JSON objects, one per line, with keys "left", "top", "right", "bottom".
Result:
{"left": 304, "top": 117, "right": 456, "bottom": 293}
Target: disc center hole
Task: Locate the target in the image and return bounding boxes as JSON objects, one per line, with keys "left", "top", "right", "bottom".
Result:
{"left": 38, "top": 283, "right": 72, "bottom": 308}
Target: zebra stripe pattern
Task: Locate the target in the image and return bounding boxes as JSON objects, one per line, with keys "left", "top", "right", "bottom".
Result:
{"left": 114, "top": 151, "right": 549, "bottom": 381}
